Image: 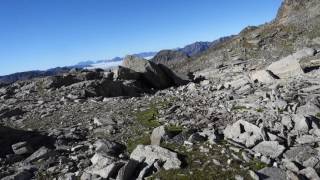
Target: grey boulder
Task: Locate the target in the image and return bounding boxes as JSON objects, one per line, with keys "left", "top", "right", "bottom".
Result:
{"left": 252, "top": 141, "right": 285, "bottom": 158}
{"left": 130, "top": 145, "right": 181, "bottom": 170}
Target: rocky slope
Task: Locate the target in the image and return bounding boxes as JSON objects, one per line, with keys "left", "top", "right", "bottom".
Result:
{"left": 164, "top": 0, "right": 320, "bottom": 75}
{"left": 1, "top": 0, "right": 320, "bottom": 180}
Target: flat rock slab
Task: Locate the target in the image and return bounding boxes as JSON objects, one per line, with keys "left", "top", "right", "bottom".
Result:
{"left": 130, "top": 145, "right": 181, "bottom": 170}
{"left": 283, "top": 146, "right": 319, "bottom": 163}
{"left": 257, "top": 167, "right": 286, "bottom": 180}
{"left": 252, "top": 141, "right": 285, "bottom": 158}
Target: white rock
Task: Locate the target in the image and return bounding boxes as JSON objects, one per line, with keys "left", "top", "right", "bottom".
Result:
{"left": 150, "top": 126, "right": 166, "bottom": 145}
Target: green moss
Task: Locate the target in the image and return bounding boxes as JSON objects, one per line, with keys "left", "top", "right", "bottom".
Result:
{"left": 232, "top": 106, "right": 248, "bottom": 111}
{"left": 256, "top": 108, "right": 264, "bottom": 113}
{"left": 154, "top": 142, "right": 256, "bottom": 180}
{"left": 126, "top": 133, "right": 151, "bottom": 153}
{"left": 126, "top": 99, "right": 177, "bottom": 153}
{"left": 277, "top": 108, "right": 285, "bottom": 114}
{"left": 166, "top": 125, "right": 184, "bottom": 136}
{"left": 135, "top": 107, "right": 161, "bottom": 128}
{"left": 248, "top": 160, "right": 267, "bottom": 171}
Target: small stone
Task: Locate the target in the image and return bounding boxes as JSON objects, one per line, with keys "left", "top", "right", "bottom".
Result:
{"left": 11, "top": 141, "right": 34, "bottom": 155}
{"left": 212, "top": 159, "right": 221, "bottom": 166}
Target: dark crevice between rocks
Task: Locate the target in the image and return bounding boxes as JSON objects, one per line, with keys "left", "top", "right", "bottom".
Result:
{"left": 266, "top": 70, "right": 280, "bottom": 79}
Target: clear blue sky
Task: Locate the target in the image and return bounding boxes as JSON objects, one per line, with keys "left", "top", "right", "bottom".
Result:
{"left": 0, "top": 0, "right": 282, "bottom": 75}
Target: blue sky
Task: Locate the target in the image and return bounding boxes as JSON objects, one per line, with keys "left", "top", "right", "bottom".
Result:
{"left": 0, "top": 0, "right": 282, "bottom": 75}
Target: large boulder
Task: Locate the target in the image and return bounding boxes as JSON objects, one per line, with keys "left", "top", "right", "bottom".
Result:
{"left": 122, "top": 55, "right": 187, "bottom": 89}
{"left": 267, "top": 48, "right": 316, "bottom": 78}
{"left": 300, "top": 54, "right": 320, "bottom": 72}
{"left": 252, "top": 141, "right": 286, "bottom": 158}
{"left": 130, "top": 145, "right": 181, "bottom": 170}
{"left": 112, "top": 66, "right": 141, "bottom": 81}
{"left": 257, "top": 167, "right": 286, "bottom": 180}
{"left": 224, "top": 120, "right": 262, "bottom": 148}
{"left": 250, "top": 70, "right": 277, "bottom": 84}
{"left": 122, "top": 55, "right": 171, "bottom": 89}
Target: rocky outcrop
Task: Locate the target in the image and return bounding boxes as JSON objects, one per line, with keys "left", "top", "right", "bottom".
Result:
{"left": 275, "top": 0, "right": 320, "bottom": 25}
{"left": 122, "top": 55, "right": 188, "bottom": 89}
{"left": 267, "top": 48, "right": 316, "bottom": 79}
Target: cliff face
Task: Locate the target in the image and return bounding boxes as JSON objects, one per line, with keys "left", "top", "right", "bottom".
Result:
{"left": 275, "top": 0, "right": 320, "bottom": 25}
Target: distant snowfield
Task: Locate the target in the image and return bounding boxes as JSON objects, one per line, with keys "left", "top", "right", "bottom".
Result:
{"left": 85, "top": 56, "right": 154, "bottom": 70}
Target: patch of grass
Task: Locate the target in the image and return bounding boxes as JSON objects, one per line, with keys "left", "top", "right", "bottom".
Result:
{"left": 135, "top": 107, "right": 161, "bottom": 128}
{"left": 154, "top": 142, "right": 258, "bottom": 180}
{"left": 126, "top": 133, "right": 151, "bottom": 153}
{"left": 166, "top": 125, "right": 184, "bottom": 136}
{"left": 232, "top": 106, "right": 248, "bottom": 111}
{"left": 126, "top": 99, "right": 174, "bottom": 153}
{"left": 277, "top": 108, "right": 285, "bottom": 114}
{"left": 316, "top": 113, "right": 320, "bottom": 119}
{"left": 256, "top": 108, "right": 264, "bottom": 113}
{"left": 248, "top": 160, "right": 267, "bottom": 171}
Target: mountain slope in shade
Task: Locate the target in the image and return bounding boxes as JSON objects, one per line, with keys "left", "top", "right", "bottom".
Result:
{"left": 0, "top": 67, "right": 71, "bottom": 85}
{"left": 151, "top": 36, "right": 235, "bottom": 67}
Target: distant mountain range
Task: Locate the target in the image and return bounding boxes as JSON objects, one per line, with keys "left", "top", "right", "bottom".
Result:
{"left": 151, "top": 36, "right": 235, "bottom": 66}
{"left": 0, "top": 52, "right": 158, "bottom": 85}
{"left": 0, "top": 37, "right": 234, "bottom": 85}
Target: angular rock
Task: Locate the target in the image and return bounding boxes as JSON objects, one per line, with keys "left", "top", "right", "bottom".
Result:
{"left": 296, "top": 102, "right": 320, "bottom": 117}
{"left": 250, "top": 70, "right": 277, "bottom": 84}
{"left": 86, "top": 162, "right": 124, "bottom": 179}
{"left": 150, "top": 126, "right": 167, "bottom": 146}
{"left": 12, "top": 141, "right": 34, "bottom": 155}
{"left": 224, "top": 120, "right": 262, "bottom": 147}
{"left": 283, "top": 146, "right": 318, "bottom": 164}
{"left": 2, "top": 170, "right": 33, "bottom": 180}
{"left": 94, "top": 139, "right": 124, "bottom": 157}
{"left": 116, "top": 159, "right": 140, "bottom": 180}
{"left": 122, "top": 55, "right": 180, "bottom": 89}
{"left": 257, "top": 167, "right": 286, "bottom": 180}
{"left": 90, "top": 153, "right": 114, "bottom": 166}
{"left": 224, "top": 77, "right": 250, "bottom": 90}
{"left": 267, "top": 48, "right": 316, "bottom": 79}
{"left": 300, "top": 167, "right": 320, "bottom": 180}
{"left": 296, "top": 135, "right": 320, "bottom": 144}
{"left": 292, "top": 114, "right": 310, "bottom": 132}
{"left": 252, "top": 141, "right": 285, "bottom": 158}
{"left": 24, "top": 146, "right": 53, "bottom": 163}
{"left": 113, "top": 66, "right": 141, "bottom": 81}
{"left": 130, "top": 145, "right": 181, "bottom": 170}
